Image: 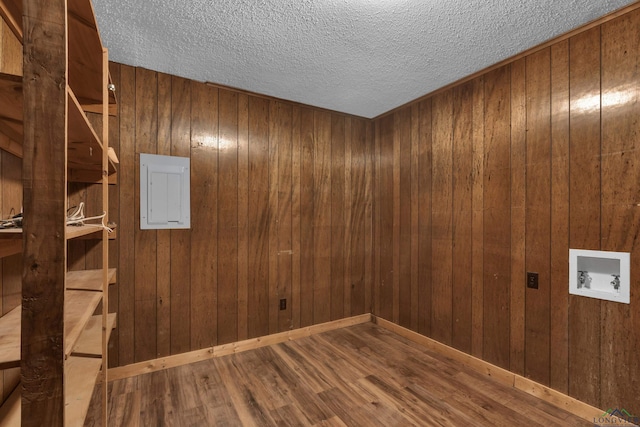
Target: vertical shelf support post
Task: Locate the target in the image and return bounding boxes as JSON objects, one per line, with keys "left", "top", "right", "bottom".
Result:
{"left": 21, "top": 0, "right": 68, "bottom": 426}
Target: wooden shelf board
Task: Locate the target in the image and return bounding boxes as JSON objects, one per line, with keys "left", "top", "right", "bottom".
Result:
{"left": 71, "top": 312, "right": 116, "bottom": 357}
{"left": 0, "top": 225, "right": 109, "bottom": 241}
{"left": 66, "top": 356, "right": 103, "bottom": 427}
{"left": 67, "top": 267, "right": 116, "bottom": 291}
{"left": 74, "top": 225, "right": 117, "bottom": 240}
{"left": 0, "top": 305, "right": 21, "bottom": 370}
{"left": 66, "top": 224, "right": 105, "bottom": 240}
{"left": 0, "top": 228, "right": 21, "bottom": 239}
{"left": 65, "top": 290, "right": 102, "bottom": 358}
{"left": 82, "top": 102, "right": 118, "bottom": 117}
{"left": 0, "top": 239, "right": 21, "bottom": 257}
{"left": 0, "top": 382, "right": 20, "bottom": 427}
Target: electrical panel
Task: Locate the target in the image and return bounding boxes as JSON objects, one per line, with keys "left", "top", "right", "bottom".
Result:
{"left": 140, "top": 153, "right": 190, "bottom": 229}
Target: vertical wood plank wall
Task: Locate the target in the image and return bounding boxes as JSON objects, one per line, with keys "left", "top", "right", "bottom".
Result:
{"left": 106, "top": 64, "right": 374, "bottom": 366}
{"left": 372, "top": 7, "right": 640, "bottom": 412}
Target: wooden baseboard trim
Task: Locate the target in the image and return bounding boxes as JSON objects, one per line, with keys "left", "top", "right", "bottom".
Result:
{"left": 108, "top": 313, "right": 372, "bottom": 382}
{"left": 372, "top": 315, "right": 612, "bottom": 424}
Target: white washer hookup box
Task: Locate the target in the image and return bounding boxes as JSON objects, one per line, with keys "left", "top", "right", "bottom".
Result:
{"left": 569, "top": 248, "right": 630, "bottom": 304}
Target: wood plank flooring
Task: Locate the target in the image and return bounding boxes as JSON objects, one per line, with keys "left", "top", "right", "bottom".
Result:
{"left": 85, "top": 323, "right": 591, "bottom": 426}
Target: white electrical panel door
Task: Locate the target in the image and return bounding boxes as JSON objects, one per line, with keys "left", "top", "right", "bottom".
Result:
{"left": 140, "top": 153, "right": 190, "bottom": 229}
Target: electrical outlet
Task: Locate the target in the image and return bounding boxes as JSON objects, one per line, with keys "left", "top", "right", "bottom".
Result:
{"left": 527, "top": 272, "right": 539, "bottom": 289}
{"left": 279, "top": 298, "right": 287, "bottom": 310}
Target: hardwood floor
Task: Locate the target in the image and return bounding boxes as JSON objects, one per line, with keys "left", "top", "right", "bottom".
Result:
{"left": 85, "top": 323, "right": 591, "bottom": 426}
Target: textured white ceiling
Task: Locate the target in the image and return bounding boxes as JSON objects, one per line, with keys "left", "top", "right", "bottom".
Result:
{"left": 92, "top": 0, "right": 635, "bottom": 118}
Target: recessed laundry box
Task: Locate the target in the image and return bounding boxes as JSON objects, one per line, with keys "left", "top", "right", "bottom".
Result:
{"left": 140, "top": 153, "right": 191, "bottom": 230}
{"left": 569, "top": 249, "right": 630, "bottom": 304}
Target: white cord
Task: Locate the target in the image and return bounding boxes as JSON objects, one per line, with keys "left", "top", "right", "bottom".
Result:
{"left": 0, "top": 203, "right": 113, "bottom": 233}
{"left": 67, "top": 202, "right": 85, "bottom": 222}
{"left": 66, "top": 209, "right": 113, "bottom": 233}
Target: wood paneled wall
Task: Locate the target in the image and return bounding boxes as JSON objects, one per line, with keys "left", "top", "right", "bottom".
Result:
{"left": 106, "top": 64, "right": 374, "bottom": 366}
{"left": 372, "top": 7, "right": 640, "bottom": 412}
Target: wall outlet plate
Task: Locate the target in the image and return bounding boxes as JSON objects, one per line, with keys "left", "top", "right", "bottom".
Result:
{"left": 527, "top": 272, "right": 539, "bottom": 289}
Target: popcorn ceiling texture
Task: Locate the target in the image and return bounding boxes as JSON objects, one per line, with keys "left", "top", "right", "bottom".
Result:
{"left": 93, "top": 0, "right": 634, "bottom": 118}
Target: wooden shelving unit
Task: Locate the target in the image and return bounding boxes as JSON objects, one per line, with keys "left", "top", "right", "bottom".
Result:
{"left": 0, "top": 356, "right": 106, "bottom": 427}
{"left": 0, "top": 269, "right": 117, "bottom": 369}
{"left": 0, "top": 0, "right": 118, "bottom": 425}
{"left": 0, "top": 72, "right": 117, "bottom": 180}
